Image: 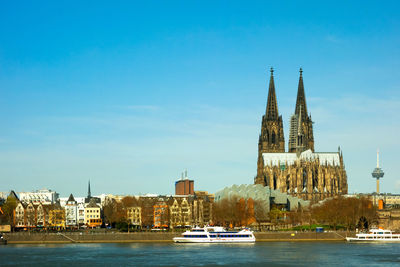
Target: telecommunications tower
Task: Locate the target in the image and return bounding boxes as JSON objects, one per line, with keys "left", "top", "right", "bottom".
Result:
{"left": 372, "top": 150, "right": 384, "bottom": 194}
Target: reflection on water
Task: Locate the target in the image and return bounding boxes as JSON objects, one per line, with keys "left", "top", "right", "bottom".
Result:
{"left": 1, "top": 242, "right": 400, "bottom": 266}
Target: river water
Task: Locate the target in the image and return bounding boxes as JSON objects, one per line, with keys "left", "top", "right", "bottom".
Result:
{"left": 1, "top": 242, "right": 400, "bottom": 266}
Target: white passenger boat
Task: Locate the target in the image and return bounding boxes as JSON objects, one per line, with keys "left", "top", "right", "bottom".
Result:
{"left": 346, "top": 228, "right": 400, "bottom": 242}
{"left": 173, "top": 226, "right": 255, "bottom": 243}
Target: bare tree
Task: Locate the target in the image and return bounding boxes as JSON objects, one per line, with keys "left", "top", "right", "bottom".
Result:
{"left": 26, "top": 205, "right": 36, "bottom": 230}
{"left": 311, "top": 196, "right": 377, "bottom": 230}
{"left": 103, "top": 199, "right": 125, "bottom": 226}
{"left": 212, "top": 196, "right": 262, "bottom": 228}
{"left": 139, "top": 198, "right": 157, "bottom": 230}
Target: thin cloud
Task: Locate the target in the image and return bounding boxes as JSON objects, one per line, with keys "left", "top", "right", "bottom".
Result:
{"left": 125, "top": 105, "right": 160, "bottom": 111}
{"left": 325, "top": 34, "right": 343, "bottom": 44}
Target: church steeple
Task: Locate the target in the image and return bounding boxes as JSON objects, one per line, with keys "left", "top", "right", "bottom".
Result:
{"left": 295, "top": 68, "right": 308, "bottom": 122}
{"left": 266, "top": 68, "right": 279, "bottom": 120}
{"left": 259, "top": 67, "right": 284, "bottom": 153}
{"left": 255, "top": 67, "right": 285, "bottom": 186}
{"left": 289, "top": 68, "right": 314, "bottom": 153}
{"left": 88, "top": 180, "right": 91, "bottom": 198}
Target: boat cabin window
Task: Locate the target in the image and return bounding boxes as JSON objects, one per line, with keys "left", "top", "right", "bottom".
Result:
{"left": 219, "top": 234, "right": 250, "bottom": 238}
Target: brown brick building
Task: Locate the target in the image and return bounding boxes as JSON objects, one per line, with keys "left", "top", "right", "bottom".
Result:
{"left": 175, "top": 172, "right": 194, "bottom": 195}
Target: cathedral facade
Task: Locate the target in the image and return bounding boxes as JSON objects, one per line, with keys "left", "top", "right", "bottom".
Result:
{"left": 254, "top": 68, "right": 348, "bottom": 202}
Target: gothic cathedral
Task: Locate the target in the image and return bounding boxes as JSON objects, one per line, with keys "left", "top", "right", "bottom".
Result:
{"left": 255, "top": 68, "right": 348, "bottom": 202}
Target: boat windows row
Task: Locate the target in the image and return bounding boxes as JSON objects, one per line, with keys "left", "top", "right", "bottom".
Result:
{"left": 358, "top": 236, "right": 400, "bottom": 239}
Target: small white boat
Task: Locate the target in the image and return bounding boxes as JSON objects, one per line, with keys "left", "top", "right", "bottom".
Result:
{"left": 346, "top": 228, "right": 400, "bottom": 242}
{"left": 173, "top": 226, "right": 255, "bottom": 243}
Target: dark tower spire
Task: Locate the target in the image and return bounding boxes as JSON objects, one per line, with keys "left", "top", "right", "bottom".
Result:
{"left": 255, "top": 67, "right": 285, "bottom": 186}
{"left": 289, "top": 68, "right": 314, "bottom": 152}
{"left": 88, "top": 180, "right": 91, "bottom": 198}
{"left": 295, "top": 68, "right": 308, "bottom": 121}
{"left": 266, "top": 67, "right": 279, "bottom": 120}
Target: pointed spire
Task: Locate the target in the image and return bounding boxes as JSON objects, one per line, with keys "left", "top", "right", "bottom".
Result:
{"left": 295, "top": 68, "right": 308, "bottom": 121}
{"left": 266, "top": 67, "right": 279, "bottom": 120}
{"left": 88, "top": 180, "right": 91, "bottom": 198}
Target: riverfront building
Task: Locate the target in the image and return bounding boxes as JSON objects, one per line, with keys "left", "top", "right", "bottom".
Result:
{"left": 127, "top": 206, "right": 142, "bottom": 227}
{"left": 84, "top": 198, "right": 102, "bottom": 228}
{"left": 65, "top": 194, "right": 78, "bottom": 227}
{"left": 255, "top": 68, "right": 348, "bottom": 201}
{"left": 18, "top": 189, "right": 59, "bottom": 205}
{"left": 14, "top": 201, "right": 60, "bottom": 229}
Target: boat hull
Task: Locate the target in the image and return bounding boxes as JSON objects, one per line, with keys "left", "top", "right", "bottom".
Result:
{"left": 173, "top": 226, "right": 256, "bottom": 243}
{"left": 173, "top": 237, "right": 255, "bottom": 243}
{"left": 346, "top": 237, "right": 400, "bottom": 243}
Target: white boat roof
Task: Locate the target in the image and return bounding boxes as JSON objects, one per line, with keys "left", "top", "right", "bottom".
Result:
{"left": 369, "top": 229, "right": 392, "bottom": 233}
{"left": 189, "top": 226, "right": 227, "bottom": 232}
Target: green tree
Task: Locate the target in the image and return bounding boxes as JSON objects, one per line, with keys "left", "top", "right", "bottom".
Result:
{"left": 1, "top": 196, "right": 18, "bottom": 228}
{"left": 269, "top": 207, "right": 284, "bottom": 224}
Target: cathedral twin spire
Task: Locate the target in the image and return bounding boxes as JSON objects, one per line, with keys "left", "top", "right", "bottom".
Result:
{"left": 256, "top": 68, "right": 285, "bottom": 182}
{"left": 295, "top": 68, "right": 308, "bottom": 122}
{"left": 256, "top": 68, "right": 347, "bottom": 198}
{"left": 258, "top": 67, "right": 285, "bottom": 154}
{"left": 259, "top": 67, "right": 314, "bottom": 155}
{"left": 291, "top": 68, "right": 314, "bottom": 153}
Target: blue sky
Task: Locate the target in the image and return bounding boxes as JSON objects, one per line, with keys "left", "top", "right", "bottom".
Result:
{"left": 1, "top": 1, "right": 399, "bottom": 197}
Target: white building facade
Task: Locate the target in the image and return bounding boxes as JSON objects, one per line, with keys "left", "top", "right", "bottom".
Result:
{"left": 18, "top": 189, "right": 59, "bottom": 205}
{"left": 65, "top": 194, "right": 78, "bottom": 227}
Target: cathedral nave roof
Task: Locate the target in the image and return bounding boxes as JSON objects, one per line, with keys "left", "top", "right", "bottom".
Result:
{"left": 262, "top": 149, "right": 340, "bottom": 167}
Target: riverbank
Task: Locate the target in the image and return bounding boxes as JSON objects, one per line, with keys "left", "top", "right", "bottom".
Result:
{"left": 3, "top": 231, "right": 352, "bottom": 244}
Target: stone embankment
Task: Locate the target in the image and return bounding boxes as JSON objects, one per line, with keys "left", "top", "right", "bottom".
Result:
{"left": 255, "top": 231, "right": 350, "bottom": 241}
{"left": 4, "top": 231, "right": 352, "bottom": 244}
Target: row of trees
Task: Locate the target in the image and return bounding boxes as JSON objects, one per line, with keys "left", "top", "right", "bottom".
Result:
{"left": 103, "top": 196, "right": 157, "bottom": 229}
{"left": 211, "top": 196, "right": 378, "bottom": 230}
{"left": 1, "top": 194, "right": 378, "bottom": 231}
{"left": 212, "top": 196, "right": 268, "bottom": 227}
{"left": 311, "top": 196, "right": 377, "bottom": 230}
{"left": 103, "top": 195, "right": 266, "bottom": 230}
